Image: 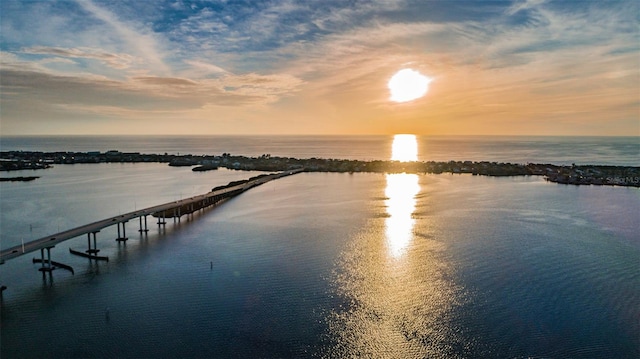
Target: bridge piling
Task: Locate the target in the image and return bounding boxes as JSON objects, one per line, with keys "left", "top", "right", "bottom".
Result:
{"left": 139, "top": 215, "right": 149, "bottom": 233}
{"left": 157, "top": 211, "right": 167, "bottom": 226}
{"left": 38, "top": 247, "right": 55, "bottom": 272}
{"left": 36, "top": 247, "right": 60, "bottom": 285}
{"left": 71, "top": 231, "right": 108, "bottom": 261}
{"left": 116, "top": 221, "right": 128, "bottom": 242}
{"left": 86, "top": 231, "right": 100, "bottom": 254}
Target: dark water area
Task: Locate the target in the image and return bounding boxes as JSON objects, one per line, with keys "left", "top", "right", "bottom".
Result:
{"left": 1, "top": 136, "right": 639, "bottom": 358}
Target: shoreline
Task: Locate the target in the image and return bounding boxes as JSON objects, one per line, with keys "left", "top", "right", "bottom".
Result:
{"left": 0, "top": 176, "right": 39, "bottom": 182}
{"left": 1, "top": 150, "right": 638, "bottom": 187}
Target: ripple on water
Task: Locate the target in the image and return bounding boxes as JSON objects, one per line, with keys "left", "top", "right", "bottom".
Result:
{"left": 323, "top": 218, "right": 473, "bottom": 359}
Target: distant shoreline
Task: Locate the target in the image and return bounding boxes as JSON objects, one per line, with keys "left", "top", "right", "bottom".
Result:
{"left": 0, "top": 176, "right": 39, "bottom": 182}
{"left": 1, "top": 150, "right": 638, "bottom": 187}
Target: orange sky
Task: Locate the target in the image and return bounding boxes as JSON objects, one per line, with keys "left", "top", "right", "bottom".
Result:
{"left": 1, "top": 0, "right": 638, "bottom": 136}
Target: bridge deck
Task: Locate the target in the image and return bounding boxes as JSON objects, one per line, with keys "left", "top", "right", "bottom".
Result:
{"left": 0, "top": 169, "right": 302, "bottom": 263}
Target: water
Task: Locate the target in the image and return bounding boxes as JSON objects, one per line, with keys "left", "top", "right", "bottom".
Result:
{"left": 1, "top": 135, "right": 639, "bottom": 165}
{"left": 1, "top": 136, "right": 639, "bottom": 358}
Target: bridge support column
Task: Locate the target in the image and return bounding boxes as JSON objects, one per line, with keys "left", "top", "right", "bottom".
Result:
{"left": 157, "top": 211, "right": 166, "bottom": 226}
{"left": 139, "top": 215, "right": 149, "bottom": 233}
{"left": 116, "top": 221, "right": 128, "bottom": 242}
{"left": 37, "top": 246, "right": 55, "bottom": 284}
{"left": 38, "top": 247, "right": 55, "bottom": 272}
{"left": 70, "top": 231, "right": 107, "bottom": 261}
{"left": 86, "top": 231, "right": 100, "bottom": 254}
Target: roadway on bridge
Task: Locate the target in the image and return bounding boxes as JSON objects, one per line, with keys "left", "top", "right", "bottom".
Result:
{"left": 0, "top": 169, "right": 302, "bottom": 263}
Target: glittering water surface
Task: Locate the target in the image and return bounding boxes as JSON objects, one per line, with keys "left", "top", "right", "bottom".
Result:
{"left": 1, "top": 136, "right": 639, "bottom": 358}
{"left": 326, "top": 174, "right": 639, "bottom": 358}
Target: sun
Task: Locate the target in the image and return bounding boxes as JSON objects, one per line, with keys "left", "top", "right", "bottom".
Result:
{"left": 388, "top": 69, "right": 431, "bottom": 103}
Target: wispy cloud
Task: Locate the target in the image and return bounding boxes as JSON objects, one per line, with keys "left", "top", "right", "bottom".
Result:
{"left": 75, "top": 0, "right": 170, "bottom": 75}
{"left": 181, "top": 60, "right": 229, "bottom": 77}
{"left": 22, "top": 46, "right": 135, "bottom": 69}
{"left": 133, "top": 76, "right": 198, "bottom": 87}
{"left": 505, "top": 0, "right": 548, "bottom": 16}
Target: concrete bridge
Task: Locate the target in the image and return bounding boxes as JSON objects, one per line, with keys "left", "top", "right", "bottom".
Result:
{"left": 0, "top": 169, "right": 303, "bottom": 289}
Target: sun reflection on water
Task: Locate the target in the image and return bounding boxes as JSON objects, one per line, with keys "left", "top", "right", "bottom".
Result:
{"left": 391, "top": 134, "right": 418, "bottom": 162}
{"left": 386, "top": 134, "right": 420, "bottom": 258}
{"left": 385, "top": 173, "right": 419, "bottom": 258}
{"left": 325, "top": 134, "right": 465, "bottom": 357}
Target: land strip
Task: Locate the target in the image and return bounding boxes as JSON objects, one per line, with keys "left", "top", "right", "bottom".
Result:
{"left": 1, "top": 150, "right": 638, "bottom": 187}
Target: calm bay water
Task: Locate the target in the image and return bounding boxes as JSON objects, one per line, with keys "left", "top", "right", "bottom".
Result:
{"left": 1, "top": 135, "right": 638, "bottom": 165}
{"left": 1, "top": 136, "right": 639, "bottom": 358}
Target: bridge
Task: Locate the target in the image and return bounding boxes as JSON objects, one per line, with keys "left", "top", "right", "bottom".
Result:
{"left": 0, "top": 169, "right": 303, "bottom": 289}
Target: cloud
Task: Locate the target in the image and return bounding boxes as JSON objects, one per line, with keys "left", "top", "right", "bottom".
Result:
{"left": 1, "top": 0, "right": 637, "bottom": 135}
{"left": 133, "top": 76, "right": 198, "bottom": 87}
{"left": 75, "top": 0, "right": 169, "bottom": 74}
{"left": 182, "top": 60, "right": 229, "bottom": 77}
{"left": 22, "top": 46, "right": 135, "bottom": 69}
{"left": 0, "top": 53, "right": 305, "bottom": 131}
{"left": 0, "top": 68, "right": 184, "bottom": 110}
{"left": 505, "top": 0, "right": 548, "bottom": 16}
{"left": 215, "top": 73, "right": 305, "bottom": 103}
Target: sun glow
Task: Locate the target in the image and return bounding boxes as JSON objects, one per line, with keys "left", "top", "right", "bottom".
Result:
{"left": 391, "top": 134, "right": 418, "bottom": 162}
{"left": 388, "top": 69, "right": 431, "bottom": 103}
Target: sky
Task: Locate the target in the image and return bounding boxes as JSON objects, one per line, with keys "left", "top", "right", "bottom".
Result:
{"left": 1, "top": 0, "right": 638, "bottom": 136}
